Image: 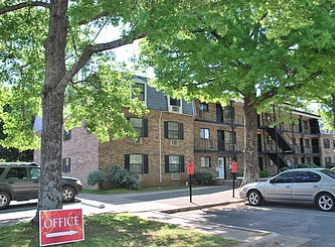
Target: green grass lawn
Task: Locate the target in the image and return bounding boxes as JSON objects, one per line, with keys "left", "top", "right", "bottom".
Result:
{"left": 81, "top": 185, "right": 187, "bottom": 195}
{"left": 0, "top": 213, "right": 240, "bottom": 247}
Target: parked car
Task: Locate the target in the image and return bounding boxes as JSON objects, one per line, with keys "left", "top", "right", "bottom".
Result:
{"left": 239, "top": 168, "right": 335, "bottom": 211}
{"left": 0, "top": 162, "right": 83, "bottom": 210}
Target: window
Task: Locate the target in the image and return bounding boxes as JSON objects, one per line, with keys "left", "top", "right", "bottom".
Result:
{"left": 30, "top": 168, "right": 40, "bottom": 179}
{"left": 132, "top": 83, "right": 145, "bottom": 102}
{"left": 130, "top": 118, "right": 148, "bottom": 137}
{"left": 200, "top": 128, "right": 210, "bottom": 139}
{"left": 304, "top": 139, "right": 310, "bottom": 148}
{"left": 201, "top": 157, "right": 211, "bottom": 167}
{"left": 295, "top": 171, "right": 321, "bottom": 183}
{"left": 62, "top": 158, "right": 71, "bottom": 173}
{"left": 0, "top": 168, "right": 5, "bottom": 176}
{"left": 168, "top": 97, "right": 182, "bottom": 113}
{"left": 225, "top": 131, "right": 236, "bottom": 144}
{"left": 324, "top": 139, "right": 330, "bottom": 149}
{"left": 125, "top": 154, "right": 148, "bottom": 174}
{"left": 165, "top": 155, "right": 185, "bottom": 173}
{"left": 272, "top": 171, "right": 296, "bottom": 183}
{"left": 325, "top": 157, "right": 332, "bottom": 166}
{"left": 170, "top": 98, "right": 181, "bottom": 107}
{"left": 164, "top": 122, "right": 184, "bottom": 139}
{"left": 199, "top": 102, "right": 208, "bottom": 111}
{"left": 63, "top": 130, "right": 71, "bottom": 141}
{"left": 224, "top": 106, "right": 234, "bottom": 120}
{"left": 6, "top": 168, "right": 28, "bottom": 179}
{"left": 130, "top": 155, "right": 144, "bottom": 174}
{"left": 303, "top": 120, "right": 308, "bottom": 131}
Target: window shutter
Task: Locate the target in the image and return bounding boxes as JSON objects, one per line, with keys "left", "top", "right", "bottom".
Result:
{"left": 164, "top": 121, "right": 168, "bottom": 138}
{"left": 125, "top": 154, "right": 130, "bottom": 171}
{"left": 180, "top": 155, "right": 185, "bottom": 172}
{"left": 143, "top": 119, "right": 148, "bottom": 137}
{"left": 165, "top": 155, "right": 169, "bottom": 173}
{"left": 143, "top": 154, "right": 149, "bottom": 174}
{"left": 179, "top": 123, "right": 184, "bottom": 140}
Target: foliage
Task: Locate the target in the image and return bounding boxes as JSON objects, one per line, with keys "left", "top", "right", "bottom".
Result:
{"left": 325, "top": 163, "right": 335, "bottom": 169}
{"left": 193, "top": 171, "right": 213, "bottom": 186}
{"left": 87, "top": 170, "right": 105, "bottom": 186}
{"left": 259, "top": 169, "right": 270, "bottom": 178}
{"left": 107, "top": 165, "right": 140, "bottom": 189}
{"left": 140, "top": 0, "right": 335, "bottom": 185}
{"left": 0, "top": 213, "right": 239, "bottom": 247}
{"left": 297, "top": 162, "right": 319, "bottom": 168}
{"left": 0, "top": 1, "right": 151, "bottom": 211}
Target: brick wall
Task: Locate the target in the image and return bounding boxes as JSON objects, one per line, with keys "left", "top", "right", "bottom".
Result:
{"left": 99, "top": 110, "right": 195, "bottom": 187}
{"left": 35, "top": 127, "right": 99, "bottom": 189}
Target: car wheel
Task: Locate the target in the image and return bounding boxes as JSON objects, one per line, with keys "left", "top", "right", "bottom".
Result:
{"left": 316, "top": 193, "right": 335, "bottom": 212}
{"left": 62, "top": 186, "right": 75, "bottom": 203}
{"left": 0, "top": 192, "right": 11, "bottom": 210}
{"left": 247, "top": 190, "right": 263, "bottom": 206}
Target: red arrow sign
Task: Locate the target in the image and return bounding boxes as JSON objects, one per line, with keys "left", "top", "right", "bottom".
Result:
{"left": 39, "top": 208, "right": 84, "bottom": 246}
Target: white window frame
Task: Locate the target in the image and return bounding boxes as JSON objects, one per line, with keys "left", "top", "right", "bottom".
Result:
{"left": 131, "top": 78, "right": 147, "bottom": 106}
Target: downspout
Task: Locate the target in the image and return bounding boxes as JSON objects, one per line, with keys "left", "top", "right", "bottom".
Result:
{"left": 159, "top": 111, "right": 163, "bottom": 183}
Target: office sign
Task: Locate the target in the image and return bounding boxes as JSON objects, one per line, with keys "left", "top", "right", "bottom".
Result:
{"left": 39, "top": 208, "right": 84, "bottom": 246}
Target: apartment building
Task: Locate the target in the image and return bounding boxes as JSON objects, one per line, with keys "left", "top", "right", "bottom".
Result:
{"left": 35, "top": 76, "right": 195, "bottom": 188}
{"left": 34, "top": 77, "right": 335, "bottom": 188}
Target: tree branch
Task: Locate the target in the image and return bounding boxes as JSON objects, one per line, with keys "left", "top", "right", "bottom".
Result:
{"left": 60, "top": 32, "right": 147, "bottom": 87}
{"left": 0, "top": 1, "right": 50, "bottom": 15}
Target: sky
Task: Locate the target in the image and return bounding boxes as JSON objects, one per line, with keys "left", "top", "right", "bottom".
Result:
{"left": 95, "top": 25, "right": 155, "bottom": 78}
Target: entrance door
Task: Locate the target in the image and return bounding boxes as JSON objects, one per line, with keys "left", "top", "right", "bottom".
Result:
{"left": 217, "top": 157, "right": 225, "bottom": 179}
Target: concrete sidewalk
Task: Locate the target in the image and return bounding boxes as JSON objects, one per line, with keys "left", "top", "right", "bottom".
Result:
{"left": 78, "top": 186, "right": 312, "bottom": 247}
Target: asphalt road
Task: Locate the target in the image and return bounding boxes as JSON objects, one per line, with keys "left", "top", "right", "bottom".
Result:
{"left": 170, "top": 202, "right": 335, "bottom": 247}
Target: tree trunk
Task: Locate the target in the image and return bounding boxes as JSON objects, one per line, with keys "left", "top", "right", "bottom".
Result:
{"left": 32, "top": 0, "right": 68, "bottom": 226}
{"left": 240, "top": 95, "right": 260, "bottom": 186}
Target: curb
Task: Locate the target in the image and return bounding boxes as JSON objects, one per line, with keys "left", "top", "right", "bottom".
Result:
{"left": 161, "top": 199, "right": 245, "bottom": 214}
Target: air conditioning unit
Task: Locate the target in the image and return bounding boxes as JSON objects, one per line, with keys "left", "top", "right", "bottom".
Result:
{"left": 171, "top": 139, "right": 179, "bottom": 146}
{"left": 171, "top": 173, "right": 181, "bottom": 180}
{"left": 170, "top": 105, "right": 181, "bottom": 113}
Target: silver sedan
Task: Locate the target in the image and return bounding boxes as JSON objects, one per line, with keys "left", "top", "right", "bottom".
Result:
{"left": 239, "top": 168, "right": 335, "bottom": 211}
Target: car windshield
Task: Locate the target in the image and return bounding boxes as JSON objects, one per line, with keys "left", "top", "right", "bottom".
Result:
{"left": 320, "top": 169, "right": 335, "bottom": 180}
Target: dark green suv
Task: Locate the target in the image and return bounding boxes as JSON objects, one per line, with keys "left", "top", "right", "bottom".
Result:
{"left": 0, "top": 162, "right": 83, "bottom": 210}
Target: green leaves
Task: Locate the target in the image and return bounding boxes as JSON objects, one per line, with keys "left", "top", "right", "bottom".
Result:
{"left": 64, "top": 61, "right": 148, "bottom": 142}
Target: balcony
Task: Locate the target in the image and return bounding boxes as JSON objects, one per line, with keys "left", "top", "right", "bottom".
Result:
{"left": 261, "top": 142, "right": 321, "bottom": 155}
{"left": 194, "top": 138, "right": 244, "bottom": 152}
{"left": 196, "top": 109, "right": 245, "bottom": 126}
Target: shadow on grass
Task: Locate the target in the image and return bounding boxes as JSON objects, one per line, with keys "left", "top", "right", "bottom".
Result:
{"left": 0, "top": 213, "right": 240, "bottom": 247}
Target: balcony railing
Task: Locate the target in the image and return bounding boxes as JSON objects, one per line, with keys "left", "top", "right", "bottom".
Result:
{"left": 194, "top": 138, "right": 244, "bottom": 151}
{"left": 261, "top": 142, "right": 321, "bottom": 155}
{"left": 196, "top": 109, "right": 244, "bottom": 126}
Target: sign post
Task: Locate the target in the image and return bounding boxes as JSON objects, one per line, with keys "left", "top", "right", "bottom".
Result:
{"left": 39, "top": 208, "right": 84, "bottom": 247}
{"left": 231, "top": 161, "right": 238, "bottom": 198}
{"left": 187, "top": 161, "right": 194, "bottom": 203}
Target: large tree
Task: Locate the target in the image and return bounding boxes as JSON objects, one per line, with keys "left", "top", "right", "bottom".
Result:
{"left": 0, "top": 0, "right": 152, "bottom": 221}
{"left": 140, "top": 0, "right": 335, "bottom": 185}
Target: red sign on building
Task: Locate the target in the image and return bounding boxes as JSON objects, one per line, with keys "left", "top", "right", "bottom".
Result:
{"left": 39, "top": 208, "right": 85, "bottom": 246}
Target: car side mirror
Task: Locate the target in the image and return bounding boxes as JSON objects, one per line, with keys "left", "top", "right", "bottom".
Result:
{"left": 269, "top": 179, "right": 274, "bottom": 184}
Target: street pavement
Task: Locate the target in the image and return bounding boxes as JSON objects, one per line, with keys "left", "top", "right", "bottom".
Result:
{"left": 1, "top": 185, "right": 312, "bottom": 246}
{"left": 77, "top": 185, "right": 312, "bottom": 247}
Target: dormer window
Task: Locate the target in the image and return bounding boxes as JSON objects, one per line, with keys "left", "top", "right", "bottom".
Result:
{"left": 168, "top": 97, "right": 182, "bottom": 113}
{"left": 131, "top": 83, "right": 145, "bottom": 102}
